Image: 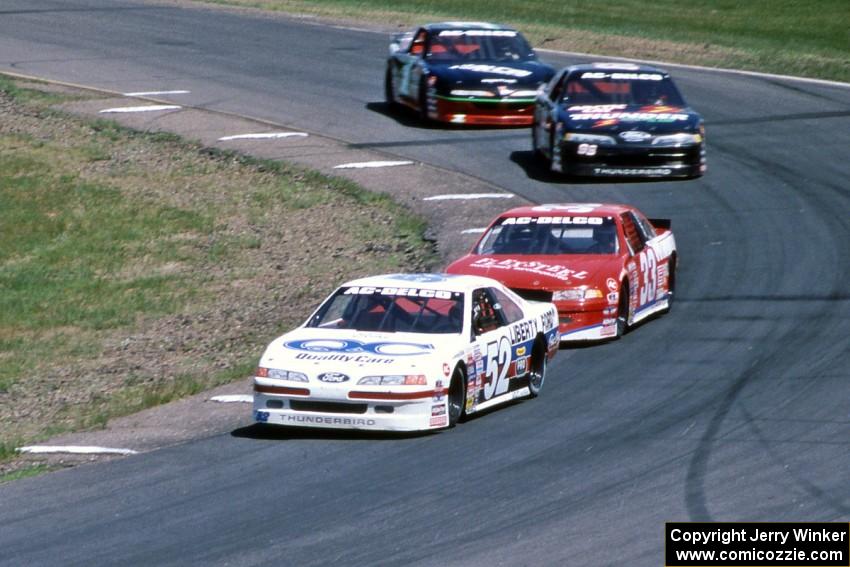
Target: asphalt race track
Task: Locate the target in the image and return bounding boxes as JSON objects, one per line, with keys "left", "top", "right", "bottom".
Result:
{"left": 1, "top": 1, "right": 848, "bottom": 565}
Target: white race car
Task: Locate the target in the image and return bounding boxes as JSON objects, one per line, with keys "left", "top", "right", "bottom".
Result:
{"left": 253, "top": 273, "right": 559, "bottom": 431}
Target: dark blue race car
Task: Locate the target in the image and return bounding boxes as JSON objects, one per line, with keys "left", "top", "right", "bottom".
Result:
{"left": 532, "top": 63, "right": 706, "bottom": 178}
{"left": 385, "top": 22, "right": 555, "bottom": 126}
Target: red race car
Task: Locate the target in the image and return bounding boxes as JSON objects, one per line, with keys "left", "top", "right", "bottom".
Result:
{"left": 446, "top": 203, "right": 677, "bottom": 342}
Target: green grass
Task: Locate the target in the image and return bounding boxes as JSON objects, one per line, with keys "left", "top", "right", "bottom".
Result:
{"left": 0, "top": 110, "right": 213, "bottom": 398}
{"left": 0, "top": 439, "right": 51, "bottom": 484}
{"left": 0, "top": 158, "right": 209, "bottom": 331}
{"left": 0, "top": 442, "right": 19, "bottom": 461}
{"left": 200, "top": 0, "right": 850, "bottom": 82}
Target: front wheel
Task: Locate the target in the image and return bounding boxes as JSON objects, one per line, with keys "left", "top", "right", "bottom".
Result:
{"left": 531, "top": 118, "right": 543, "bottom": 157}
{"left": 384, "top": 67, "right": 395, "bottom": 107}
{"left": 418, "top": 77, "right": 433, "bottom": 124}
{"left": 527, "top": 339, "right": 547, "bottom": 398}
{"left": 447, "top": 366, "right": 466, "bottom": 427}
{"left": 616, "top": 280, "right": 631, "bottom": 338}
{"left": 548, "top": 130, "right": 562, "bottom": 173}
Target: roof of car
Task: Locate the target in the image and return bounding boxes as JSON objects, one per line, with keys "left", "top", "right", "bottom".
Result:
{"left": 566, "top": 62, "right": 669, "bottom": 76}
{"left": 340, "top": 273, "right": 502, "bottom": 292}
{"left": 423, "top": 22, "right": 516, "bottom": 32}
{"left": 495, "top": 203, "right": 635, "bottom": 218}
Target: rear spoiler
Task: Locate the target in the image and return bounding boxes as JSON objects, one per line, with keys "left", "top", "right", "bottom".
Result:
{"left": 649, "top": 218, "right": 671, "bottom": 230}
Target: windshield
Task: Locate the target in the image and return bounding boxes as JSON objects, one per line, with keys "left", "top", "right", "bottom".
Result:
{"left": 476, "top": 216, "right": 619, "bottom": 255}
{"left": 307, "top": 286, "right": 464, "bottom": 334}
{"left": 427, "top": 29, "right": 535, "bottom": 62}
{"left": 563, "top": 71, "right": 686, "bottom": 106}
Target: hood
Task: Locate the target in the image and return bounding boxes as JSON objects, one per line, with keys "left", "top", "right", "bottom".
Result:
{"left": 429, "top": 60, "right": 554, "bottom": 92}
{"left": 562, "top": 103, "right": 702, "bottom": 134}
{"left": 260, "top": 327, "right": 460, "bottom": 376}
{"left": 446, "top": 254, "right": 622, "bottom": 291}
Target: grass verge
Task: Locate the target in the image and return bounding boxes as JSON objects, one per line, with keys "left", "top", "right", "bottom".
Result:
{"left": 0, "top": 75, "right": 435, "bottom": 466}
{"left": 197, "top": 0, "right": 850, "bottom": 83}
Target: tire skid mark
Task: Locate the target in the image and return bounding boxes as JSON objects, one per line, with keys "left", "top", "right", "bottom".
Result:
{"left": 682, "top": 138, "right": 850, "bottom": 521}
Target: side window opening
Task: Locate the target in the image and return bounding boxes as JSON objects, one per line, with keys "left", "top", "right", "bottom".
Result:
{"left": 490, "top": 288, "right": 524, "bottom": 324}
{"left": 621, "top": 213, "right": 646, "bottom": 254}
{"left": 549, "top": 72, "right": 566, "bottom": 103}
{"left": 410, "top": 30, "right": 427, "bottom": 56}
{"left": 633, "top": 212, "right": 657, "bottom": 241}
{"left": 471, "top": 288, "right": 502, "bottom": 335}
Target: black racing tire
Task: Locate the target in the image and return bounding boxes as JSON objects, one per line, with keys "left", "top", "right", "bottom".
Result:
{"left": 527, "top": 338, "right": 547, "bottom": 398}
{"left": 384, "top": 66, "right": 395, "bottom": 107}
{"left": 447, "top": 365, "right": 466, "bottom": 427}
{"left": 548, "top": 129, "right": 559, "bottom": 172}
{"left": 532, "top": 118, "right": 543, "bottom": 157}
{"left": 616, "top": 279, "right": 631, "bottom": 338}
{"left": 418, "top": 77, "right": 431, "bottom": 124}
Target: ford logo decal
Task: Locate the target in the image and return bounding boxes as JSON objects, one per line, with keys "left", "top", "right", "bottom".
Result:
{"left": 318, "top": 372, "right": 350, "bottom": 383}
{"left": 619, "top": 130, "right": 651, "bottom": 142}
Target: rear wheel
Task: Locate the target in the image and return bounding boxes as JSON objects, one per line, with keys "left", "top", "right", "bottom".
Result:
{"left": 447, "top": 366, "right": 466, "bottom": 427}
{"left": 662, "top": 255, "right": 677, "bottom": 313}
{"left": 527, "top": 339, "right": 547, "bottom": 398}
{"left": 616, "top": 280, "right": 631, "bottom": 337}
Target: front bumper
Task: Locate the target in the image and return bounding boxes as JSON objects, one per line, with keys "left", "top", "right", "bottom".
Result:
{"left": 429, "top": 96, "right": 535, "bottom": 126}
{"left": 253, "top": 379, "right": 449, "bottom": 431}
{"left": 552, "top": 295, "right": 619, "bottom": 342}
{"left": 556, "top": 292, "right": 674, "bottom": 340}
{"left": 557, "top": 140, "right": 706, "bottom": 178}
{"left": 557, "top": 308, "right": 618, "bottom": 342}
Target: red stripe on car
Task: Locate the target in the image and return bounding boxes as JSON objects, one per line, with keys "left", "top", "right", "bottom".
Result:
{"left": 254, "top": 384, "right": 310, "bottom": 396}
{"left": 348, "top": 390, "right": 437, "bottom": 401}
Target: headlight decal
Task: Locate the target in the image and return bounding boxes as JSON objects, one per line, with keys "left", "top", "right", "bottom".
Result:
{"left": 358, "top": 374, "right": 427, "bottom": 385}
{"left": 651, "top": 132, "right": 702, "bottom": 146}
{"left": 256, "top": 367, "right": 309, "bottom": 382}
{"left": 552, "top": 288, "right": 603, "bottom": 301}
{"left": 449, "top": 89, "right": 496, "bottom": 97}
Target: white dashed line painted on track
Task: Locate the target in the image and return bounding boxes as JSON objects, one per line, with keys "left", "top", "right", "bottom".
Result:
{"left": 210, "top": 395, "right": 253, "bottom": 403}
{"left": 461, "top": 228, "right": 487, "bottom": 234}
{"left": 424, "top": 193, "right": 514, "bottom": 201}
{"left": 218, "top": 132, "right": 309, "bottom": 141}
{"left": 333, "top": 160, "right": 414, "bottom": 169}
{"left": 99, "top": 105, "right": 181, "bottom": 114}
{"left": 122, "top": 90, "right": 191, "bottom": 96}
{"left": 17, "top": 445, "right": 139, "bottom": 455}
